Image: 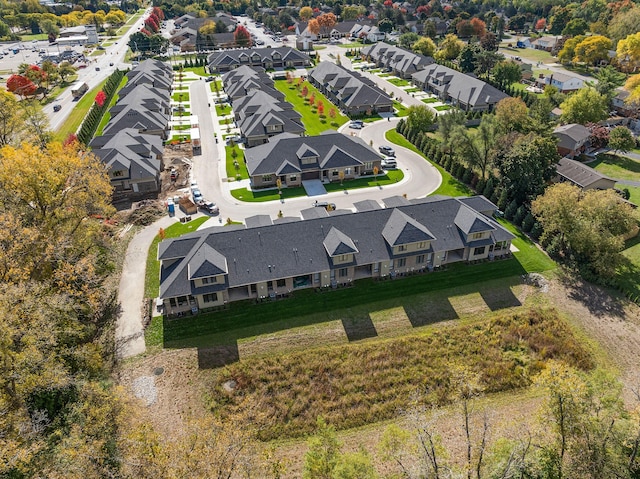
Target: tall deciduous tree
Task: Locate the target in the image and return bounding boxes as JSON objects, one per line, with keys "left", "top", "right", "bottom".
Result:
{"left": 406, "top": 104, "right": 435, "bottom": 134}
{"left": 234, "top": 24, "right": 252, "bottom": 47}
{"left": 0, "top": 88, "right": 22, "bottom": 147}
{"left": 412, "top": 36, "right": 436, "bottom": 57}
{"left": 495, "top": 133, "right": 559, "bottom": 204}
{"left": 491, "top": 60, "right": 522, "bottom": 89}
{"left": 560, "top": 88, "right": 609, "bottom": 124}
{"left": 608, "top": 125, "right": 636, "bottom": 154}
{"left": 624, "top": 74, "right": 640, "bottom": 103}
{"left": 617, "top": 31, "right": 640, "bottom": 72}
{"left": 532, "top": 183, "right": 637, "bottom": 276}
{"left": 495, "top": 97, "right": 529, "bottom": 133}
{"left": 452, "top": 114, "right": 498, "bottom": 179}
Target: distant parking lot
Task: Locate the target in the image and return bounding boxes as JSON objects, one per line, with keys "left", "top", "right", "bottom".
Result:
{"left": 0, "top": 40, "right": 86, "bottom": 76}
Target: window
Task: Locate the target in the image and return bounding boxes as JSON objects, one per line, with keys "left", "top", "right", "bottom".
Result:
{"left": 398, "top": 245, "right": 407, "bottom": 252}
{"left": 337, "top": 254, "right": 350, "bottom": 262}
{"left": 314, "top": 272, "right": 320, "bottom": 283}
{"left": 339, "top": 267, "right": 348, "bottom": 278}
{"left": 289, "top": 175, "right": 297, "bottom": 182}
{"left": 201, "top": 277, "right": 212, "bottom": 284}
{"left": 397, "top": 258, "right": 406, "bottom": 267}
{"left": 472, "top": 232, "right": 484, "bottom": 239}
{"left": 344, "top": 168, "right": 352, "bottom": 175}
{"left": 364, "top": 161, "right": 373, "bottom": 170}
{"left": 262, "top": 174, "right": 273, "bottom": 182}
{"left": 203, "top": 293, "right": 218, "bottom": 303}
{"left": 416, "top": 254, "right": 425, "bottom": 264}
{"left": 277, "top": 278, "right": 286, "bottom": 287}
{"left": 250, "top": 284, "right": 257, "bottom": 294}
{"left": 474, "top": 246, "right": 486, "bottom": 256}
{"left": 301, "top": 157, "right": 316, "bottom": 165}
{"left": 373, "top": 262, "right": 380, "bottom": 273}
{"left": 418, "top": 241, "right": 427, "bottom": 249}
{"left": 113, "top": 170, "right": 124, "bottom": 177}
{"left": 332, "top": 170, "right": 339, "bottom": 176}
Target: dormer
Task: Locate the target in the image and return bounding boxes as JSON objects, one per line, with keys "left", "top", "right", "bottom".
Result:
{"left": 272, "top": 51, "right": 281, "bottom": 60}
{"left": 187, "top": 243, "right": 228, "bottom": 287}
{"left": 251, "top": 52, "right": 262, "bottom": 63}
{"left": 454, "top": 205, "right": 495, "bottom": 243}
{"left": 239, "top": 52, "right": 249, "bottom": 63}
{"left": 382, "top": 209, "right": 435, "bottom": 255}
{"left": 296, "top": 143, "right": 319, "bottom": 166}
{"left": 323, "top": 227, "right": 358, "bottom": 265}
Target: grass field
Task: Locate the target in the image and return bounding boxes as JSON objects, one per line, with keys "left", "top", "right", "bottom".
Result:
{"left": 620, "top": 185, "right": 640, "bottom": 205}
{"left": 172, "top": 92, "right": 190, "bottom": 102}
{"left": 434, "top": 105, "right": 451, "bottom": 111}
{"left": 274, "top": 79, "right": 348, "bottom": 134}
{"left": 387, "top": 77, "right": 410, "bottom": 87}
{"left": 183, "top": 66, "right": 208, "bottom": 77}
{"left": 225, "top": 144, "right": 248, "bottom": 180}
{"left": 53, "top": 79, "right": 107, "bottom": 142}
{"left": 216, "top": 103, "right": 232, "bottom": 116}
{"left": 339, "top": 42, "right": 366, "bottom": 48}
{"left": 500, "top": 46, "right": 556, "bottom": 63}
{"left": 422, "top": 97, "right": 438, "bottom": 103}
{"left": 618, "top": 234, "right": 640, "bottom": 302}
{"left": 393, "top": 101, "right": 409, "bottom": 117}
{"left": 209, "top": 80, "right": 223, "bottom": 93}
{"left": 587, "top": 154, "right": 640, "bottom": 182}
{"left": 206, "top": 307, "right": 589, "bottom": 440}
{"left": 230, "top": 170, "right": 404, "bottom": 202}
{"left": 385, "top": 130, "right": 472, "bottom": 197}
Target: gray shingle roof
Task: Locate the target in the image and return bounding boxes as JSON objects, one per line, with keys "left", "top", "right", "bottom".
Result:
{"left": 553, "top": 124, "right": 590, "bottom": 149}
{"left": 244, "top": 131, "right": 380, "bottom": 176}
{"left": 188, "top": 243, "right": 228, "bottom": 279}
{"left": 323, "top": 226, "right": 359, "bottom": 256}
{"left": 208, "top": 47, "right": 310, "bottom": 70}
{"left": 556, "top": 157, "right": 613, "bottom": 188}
{"left": 158, "top": 196, "right": 515, "bottom": 298}
{"left": 454, "top": 205, "right": 496, "bottom": 234}
{"left": 382, "top": 209, "right": 435, "bottom": 246}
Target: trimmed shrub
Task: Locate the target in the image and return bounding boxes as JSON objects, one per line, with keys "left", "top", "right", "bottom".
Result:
{"left": 462, "top": 168, "right": 473, "bottom": 184}
{"left": 504, "top": 199, "right": 518, "bottom": 220}
{"left": 521, "top": 212, "right": 535, "bottom": 233}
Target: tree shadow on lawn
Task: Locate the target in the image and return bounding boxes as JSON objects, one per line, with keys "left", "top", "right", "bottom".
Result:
{"left": 557, "top": 269, "right": 628, "bottom": 318}
{"left": 403, "top": 296, "right": 459, "bottom": 327}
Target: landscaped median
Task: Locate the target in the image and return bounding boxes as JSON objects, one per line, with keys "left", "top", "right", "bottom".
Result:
{"left": 229, "top": 170, "right": 404, "bottom": 202}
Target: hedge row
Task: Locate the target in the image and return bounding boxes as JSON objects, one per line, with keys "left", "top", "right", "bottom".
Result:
{"left": 395, "top": 118, "right": 543, "bottom": 239}
{"left": 77, "top": 69, "right": 126, "bottom": 145}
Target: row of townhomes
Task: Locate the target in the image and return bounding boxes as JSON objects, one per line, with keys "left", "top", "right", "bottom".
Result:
{"left": 157, "top": 195, "right": 514, "bottom": 314}
{"left": 207, "top": 46, "right": 311, "bottom": 73}
{"left": 244, "top": 131, "right": 383, "bottom": 188}
{"left": 361, "top": 42, "right": 435, "bottom": 79}
{"left": 223, "top": 66, "right": 305, "bottom": 147}
{"left": 90, "top": 60, "right": 172, "bottom": 200}
{"left": 308, "top": 62, "right": 393, "bottom": 115}
{"left": 412, "top": 64, "right": 509, "bottom": 112}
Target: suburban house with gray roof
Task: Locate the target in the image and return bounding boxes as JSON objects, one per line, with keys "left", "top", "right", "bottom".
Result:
{"left": 244, "top": 131, "right": 383, "bottom": 188}
{"left": 555, "top": 157, "right": 616, "bottom": 191}
{"left": 90, "top": 128, "right": 164, "bottom": 198}
{"left": 362, "top": 42, "right": 435, "bottom": 79}
{"left": 208, "top": 47, "right": 311, "bottom": 73}
{"left": 90, "top": 59, "right": 172, "bottom": 200}
{"left": 553, "top": 124, "right": 591, "bottom": 158}
{"left": 308, "top": 61, "right": 393, "bottom": 115}
{"left": 222, "top": 66, "right": 305, "bottom": 146}
{"left": 156, "top": 196, "right": 514, "bottom": 314}
{"left": 412, "top": 64, "right": 509, "bottom": 112}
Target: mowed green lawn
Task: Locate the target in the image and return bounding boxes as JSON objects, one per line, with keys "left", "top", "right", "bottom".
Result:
{"left": 587, "top": 154, "right": 640, "bottom": 182}
{"left": 230, "top": 170, "right": 404, "bottom": 202}
{"left": 273, "top": 79, "right": 348, "bottom": 134}
{"left": 385, "top": 130, "right": 472, "bottom": 197}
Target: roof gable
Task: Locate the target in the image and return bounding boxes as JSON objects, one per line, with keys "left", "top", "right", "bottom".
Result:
{"left": 323, "top": 226, "right": 359, "bottom": 256}
{"left": 382, "top": 209, "right": 435, "bottom": 246}
{"left": 188, "top": 243, "right": 228, "bottom": 279}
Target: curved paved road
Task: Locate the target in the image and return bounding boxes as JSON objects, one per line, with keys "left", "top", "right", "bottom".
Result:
{"left": 116, "top": 76, "right": 443, "bottom": 358}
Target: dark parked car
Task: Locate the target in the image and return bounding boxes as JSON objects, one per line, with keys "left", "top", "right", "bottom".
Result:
{"left": 53, "top": 104, "right": 62, "bottom": 112}
{"left": 378, "top": 145, "right": 395, "bottom": 157}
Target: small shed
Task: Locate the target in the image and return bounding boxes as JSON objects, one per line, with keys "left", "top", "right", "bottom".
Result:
{"left": 179, "top": 197, "right": 198, "bottom": 214}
